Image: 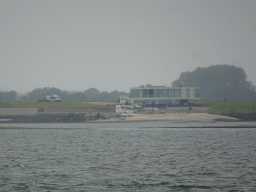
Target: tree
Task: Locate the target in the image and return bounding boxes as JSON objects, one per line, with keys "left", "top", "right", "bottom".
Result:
{"left": 69, "top": 92, "right": 86, "bottom": 101}
{"left": 25, "top": 87, "right": 129, "bottom": 101}
{"left": 99, "top": 91, "right": 110, "bottom": 101}
{"left": 109, "top": 90, "right": 128, "bottom": 101}
{"left": 27, "top": 87, "right": 68, "bottom": 101}
{"left": 172, "top": 64, "right": 256, "bottom": 101}
{"left": 83, "top": 88, "right": 100, "bottom": 101}
{"left": 0, "top": 91, "right": 17, "bottom": 102}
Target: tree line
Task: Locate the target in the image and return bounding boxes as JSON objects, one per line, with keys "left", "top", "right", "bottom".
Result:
{"left": 27, "top": 88, "right": 128, "bottom": 101}
{"left": 0, "top": 91, "right": 17, "bottom": 102}
{"left": 0, "top": 88, "right": 128, "bottom": 102}
{"left": 1, "top": 65, "right": 256, "bottom": 102}
{"left": 172, "top": 64, "right": 256, "bottom": 102}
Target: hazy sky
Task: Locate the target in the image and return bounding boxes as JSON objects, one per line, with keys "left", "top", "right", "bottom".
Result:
{"left": 1, "top": 0, "right": 256, "bottom": 93}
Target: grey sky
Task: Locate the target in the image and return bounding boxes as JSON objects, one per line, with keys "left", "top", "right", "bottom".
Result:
{"left": 1, "top": 0, "right": 256, "bottom": 93}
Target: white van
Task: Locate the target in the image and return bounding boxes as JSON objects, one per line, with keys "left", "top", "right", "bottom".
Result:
{"left": 45, "top": 95, "right": 61, "bottom": 102}
{"left": 116, "top": 105, "right": 137, "bottom": 113}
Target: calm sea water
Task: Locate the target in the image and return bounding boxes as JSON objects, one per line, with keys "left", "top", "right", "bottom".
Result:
{"left": 1, "top": 122, "right": 256, "bottom": 191}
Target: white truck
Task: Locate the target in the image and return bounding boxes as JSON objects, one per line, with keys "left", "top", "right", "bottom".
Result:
{"left": 116, "top": 105, "right": 137, "bottom": 113}
{"left": 45, "top": 95, "right": 61, "bottom": 102}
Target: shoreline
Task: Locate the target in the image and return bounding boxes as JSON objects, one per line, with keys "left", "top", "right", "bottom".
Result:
{"left": 1, "top": 111, "right": 255, "bottom": 124}
{"left": 1, "top": 125, "right": 256, "bottom": 129}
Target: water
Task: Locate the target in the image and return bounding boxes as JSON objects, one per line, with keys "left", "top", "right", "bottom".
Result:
{"left": 1, "top": 122, "right": 256, "bottom": 191}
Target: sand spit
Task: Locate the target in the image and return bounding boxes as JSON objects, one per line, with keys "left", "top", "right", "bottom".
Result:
{"left": 0, "top": 112, "right": 241, "bottom": 124}
{"left": 93, "top": 113, "right": 239, "bottom": 123}
{"left": 1, "top": 113, "right": 256, "bottom": 129}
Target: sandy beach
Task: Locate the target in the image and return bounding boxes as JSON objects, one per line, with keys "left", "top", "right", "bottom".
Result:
{"left": 94, "top": 112, "right": 239, "bottom": 123}
{"left": 0, "top": 108, "right": 243, "bottom": 123}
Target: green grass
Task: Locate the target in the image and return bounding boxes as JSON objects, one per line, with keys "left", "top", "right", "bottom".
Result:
{"left": 195, "top": 100, "right": 256, "bottom": 114}
{"left": 1, "top": 100, "right": 256, "bottom": 114}
{"left": 0, "top": 101, "right": 105, "bottom": 108}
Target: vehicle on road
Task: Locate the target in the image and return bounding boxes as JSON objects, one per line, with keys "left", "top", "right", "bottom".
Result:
{"left": 116, "top": 105, "right": 137, "bottom": 113}
{"left": 45, "top": 95, "right": 61, "bottom": 102}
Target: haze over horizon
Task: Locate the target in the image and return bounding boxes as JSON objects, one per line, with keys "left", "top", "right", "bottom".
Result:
{"left": 1, "top": 0, "right": 256, "bottom": 94}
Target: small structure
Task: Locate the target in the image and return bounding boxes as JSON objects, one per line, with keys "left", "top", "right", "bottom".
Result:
{"left": 119, "top": 96, "right": 131, "bottom": 104}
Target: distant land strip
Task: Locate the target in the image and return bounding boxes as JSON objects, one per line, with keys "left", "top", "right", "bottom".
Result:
{"left": 1, "top": 126, "right": 256, "bottom": 129}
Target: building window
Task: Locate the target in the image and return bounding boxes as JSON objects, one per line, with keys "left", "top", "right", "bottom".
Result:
{"left": 149, "top": 89, "right": 154, "bottom": 98}
{"left": 130, "top": 89, "right": 143, "bottom": 98}
{"left": 186, "top": 89, "right": 190, "bottom": 98}
{"left": 131, "top": 90, "right": 134, "bottom": 98}
{"left": 142, "top": 89, "right": 148, "bottom": 98}
{"left": 162, "top": 89, "right": 168, "bottom": 98}
{"left": 175, "top": 89, "right": 181, "bottom": 98}
{"left": 194, "top": 89, "right": 199, "bottom": 98}
{"left": 154, "top": 89, "right": 162, "bottom": 98}
{"left": 169, "top": 89, "right": 175, "bottom": 98}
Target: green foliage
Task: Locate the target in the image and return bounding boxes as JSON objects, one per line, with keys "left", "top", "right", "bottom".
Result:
{"left": 195, "top": 100, "right": 256, "bottom": 114}
{"left": 133, "top": 100, "right": 142, "bottom": 105}
{"left": 0, "top": 91, "right": 17, "bottom": 102}
{"left": 172, "top": 64, "right": 256, "bottom": 101}
{"left": 83, "top": 88, "right": 100, "bottom": 101}
{"left": 0, "top": 101, "right": 100, "bottom": 108}
{"left": 27, "top": 87, "right": 70, "bottom": 101}
{"left": 24, "top": 87, "right": 128, "bottom": 102}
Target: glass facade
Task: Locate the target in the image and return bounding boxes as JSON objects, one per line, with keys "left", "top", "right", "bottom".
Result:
{"left": 194, "top": 89, "right": 199, "bottom": 98}
{"left": 149, "top": 89, "right": 154, "bottom": 98}
{"left": 130, "top": 89, "right": 142, "bottom": 98}
{"left": 174, "top": 89, "right": 181, "bottom": 98}
{"left": 186, "top": 89, "right": 190, "bottom": 98}
{"left": 169, "top": 89, "right": 175, "bottom": 97}
{"left": 130, "top": 87, "right": 198, "bottom": 107}
{"left": 142, "top": 89, "right": 148, "bottom": 98}
{"left": 144, "top": 99, "right": 180, "bottom": 106}
{"left": 162, "top": 89, "right": 168, "bottom": 97}
{"left": 154, "top": 89, "right": 162, "bottom": 98}
{"left": 130, "top": 89, "right": 181, "bottom": 98}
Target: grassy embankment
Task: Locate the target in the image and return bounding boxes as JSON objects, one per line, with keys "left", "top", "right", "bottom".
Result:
{"left": 1, "top": 100, "right": 256, "bottom": 114}
{"left": 0, "top": 101, "right": 110, "bottom": 108}
{"left": 140, "top": 101, "right": 256, "bottom": 114}
{"left": 195, "top": 101, "right": 256, "bottom": 114}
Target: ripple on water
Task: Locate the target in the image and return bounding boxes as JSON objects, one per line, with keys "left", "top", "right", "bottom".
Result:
{"left": 0, "top": 125, "right": 256, "bottom": 191}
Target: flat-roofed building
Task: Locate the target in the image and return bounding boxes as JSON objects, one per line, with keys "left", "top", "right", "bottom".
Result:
{"left": 129, "top": 86, "right": 200, "bottom": 107}
{"left": 119, "top": 96, "right": 131, "bottom": 104}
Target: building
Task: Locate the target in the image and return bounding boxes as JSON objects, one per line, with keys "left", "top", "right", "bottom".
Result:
{"left": 127, "top": 85, "right": 200, "bottom": 107}
{"left": 119, "top": 96, "right": 131, "bottom": 104}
